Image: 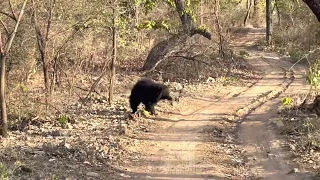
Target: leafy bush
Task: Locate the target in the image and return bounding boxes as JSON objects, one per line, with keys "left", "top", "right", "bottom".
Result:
{"left": 281, "top": 97, "right": 293, "bottom": 106}
{"left": 57, "top": 114, "right": 68, "bottom": 125}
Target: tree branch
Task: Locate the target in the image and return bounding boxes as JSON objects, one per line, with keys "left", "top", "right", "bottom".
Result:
{"left": 45, "top": 0, "right": 56, "bottom": 43}
{"left": 8, "top": 0, "right": 17, "bottom": 21}
{"left": 4, "top": 0, "right": 28, "bottom": 53}
{"left": 0, "top": 33, "right": 3, "bottom": 54}
{"left": 32, "top": 2, "right": 45, "bottom": 59}
{"left": 0, "top": 11, "right": 16, "bottom": 21}
{"left": 170, "top": 55, "right": 211, "bottom": 65}
{"left": 0, "top": 18, "right": 9, "bottom": 35}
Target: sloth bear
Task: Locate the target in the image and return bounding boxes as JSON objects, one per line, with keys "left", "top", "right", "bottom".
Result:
{"left": 129, "top": 79, "right": 173, "bottom": 115}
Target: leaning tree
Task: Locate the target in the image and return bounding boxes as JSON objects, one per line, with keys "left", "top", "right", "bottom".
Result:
{"left": 137, "top": 0, "right": 211, "bottom": 73}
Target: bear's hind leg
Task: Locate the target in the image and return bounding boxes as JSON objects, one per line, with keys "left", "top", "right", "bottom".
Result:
{"left": 145, "top": 102, "right": 156, "bottom": 115}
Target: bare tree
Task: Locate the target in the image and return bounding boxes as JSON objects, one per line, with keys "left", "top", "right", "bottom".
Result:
{"left": 214, "top": 0, "right": 224, "bottom": 58}
{"left": 266, "top": 0, "right": 271, "bottom": 44}
{"left": 244, "top": 0, "right": 252, "bottom": 26}
{"left": 253, "top": 0, "right": 260, "bottom": 27}
{"left": 0, "top": 0, "right": 28, "bottom": 137}
{"left": 109, "top": 0, "right": 117, "bottom": 103}
{"left": 32, "top": 0, "right": 56, "bottom": 105}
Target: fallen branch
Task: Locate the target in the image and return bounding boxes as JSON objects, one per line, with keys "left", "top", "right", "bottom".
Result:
{"left": 170, "top": 55, "right": 211, "bottom": 65}
{"left": 75, "top": 86, "right": 101, "bottom": 95}
{"left": 288, "top": 47, "right": 320, "bottom": 70}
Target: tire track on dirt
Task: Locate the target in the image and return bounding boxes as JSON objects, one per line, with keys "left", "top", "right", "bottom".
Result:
{"left": 234, "top": 57, "right": 294, "bottom": 130}
{"left": 171, "top": 77, "right": 263, "bottom": 117}
{"left": 145, "top": 54, "right": 295, "bottom": 179}
{"left": 231, "top": 32, "right": 311, "bottom": 179}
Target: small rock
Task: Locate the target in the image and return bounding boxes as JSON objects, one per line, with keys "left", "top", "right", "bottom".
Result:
{"left": 267, "top": 153, "right": 278, "bottom": 158}
{"left": 66, "top": 164, "right": 79, "bottom": 169}
{"left": 64, "top": 143, "right": 71, "bottom": 149}
{"left": 170, "top": 82, "right": 183, "bottom": 91}
{"left": 232, "top": 158, "right": 243, "bottom": 166}
{"left": 119, "top": 173, "right": 131, "bottom": 178}
{"left": 287, "top": 168, "right": 299, "bottom": 174}
{"left": 289, "top": 144, "right": 296, "bottom": 151}
{"left": 206, "top": 77, "right": 215, "bottom": 83}
{"left": 33, "top": 150, "right": 45, "bottom": 155}
{"left": 65, "top": 178, "right": 77, "bottom": 180}
{"left": 52, "top": 130, "right": 63, "bottom": 136}
{"left": 86, "top": 172, "right": 99, "bottom": 177}
{"left": 20, "top": 165, "right": 33, "bottom": 173}
{"left": 83, "top": 161, "right": 91, "bottom": 165}
{"left": 66, "top": 123, "right": 73, "bottom": 129}
{"left": 275, "top": 120, "right": 284, "bottom": 128}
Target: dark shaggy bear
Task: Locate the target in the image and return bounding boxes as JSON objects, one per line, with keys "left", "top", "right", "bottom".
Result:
{"left": 129, "top": 79, "right": 173, "bottom": 115}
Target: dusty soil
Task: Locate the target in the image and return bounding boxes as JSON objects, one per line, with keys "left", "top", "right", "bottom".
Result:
{"left": 1, "top": 28, "right": 319, "bottom": 180}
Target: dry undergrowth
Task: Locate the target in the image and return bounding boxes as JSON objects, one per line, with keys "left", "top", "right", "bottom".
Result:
{"left": 278, "top": 101, "right": 320, "bottom": 174}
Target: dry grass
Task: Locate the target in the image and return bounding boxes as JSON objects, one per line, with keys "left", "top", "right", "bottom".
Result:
{"left": 279, "top": 104, "right": 320, "bottom": 172}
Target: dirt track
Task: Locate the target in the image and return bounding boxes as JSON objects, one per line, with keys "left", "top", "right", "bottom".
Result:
{"left": 120, "top": 29, "right": 312, "bottom": 179}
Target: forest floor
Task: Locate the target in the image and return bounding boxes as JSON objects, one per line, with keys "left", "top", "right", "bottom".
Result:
{"left": 1, "top": 28, "right": 320, "bottom": 180}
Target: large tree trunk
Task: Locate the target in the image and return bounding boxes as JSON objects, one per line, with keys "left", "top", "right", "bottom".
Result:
{"left": 142, "top": 34, "right": 189, "bottom": 71}
{"left": 175, "top": 0, "right": 193, "bottom": 34}
{"left": 266, "top": 0, "right": 272, "bottom": 44}
{"left": 303, "top": 0, "right": 320, "bottom": 22}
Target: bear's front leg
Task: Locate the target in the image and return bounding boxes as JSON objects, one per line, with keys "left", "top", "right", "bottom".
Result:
{"left": 145, "top": 102, "right": 156, "bottom": 115}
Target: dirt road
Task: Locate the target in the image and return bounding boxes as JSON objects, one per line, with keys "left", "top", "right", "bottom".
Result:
{"left": 120, "top": 28, "right": 311, "bottom": 179}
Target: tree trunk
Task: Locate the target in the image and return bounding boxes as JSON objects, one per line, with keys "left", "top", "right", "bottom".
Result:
{"left": 200, "top": 0, "right": 204, "bottom": 25}
{"left": 244, "top": 0, "right": 252, "bottom": 26}
{"left": 0, "top": 0, "right": 28, "bottom": 137}
{"left": 303, "top": 0, "right": 320, "bottom": 22}
{"left": 214, "top": 0, "right": 224, "bottom": 58}
{"left": 253, "top": 0, "right": 261, "bottom": 27}
{"left": 174, "top": 0, "right": 193, "bottom": 34}
{"left": 32, "top": 0, "right": 56, "bottom": 107}
{"left": 274, "top": 0, "right": 281, "bottom": 25}
{"left": 109, "top": 0, "right": 117, "bottom": 103}
{"left": 0, "top": 53, "right": 7, "bottom": 137}
{"left": 266, "top": 0, "right": 272, "bottom": 44}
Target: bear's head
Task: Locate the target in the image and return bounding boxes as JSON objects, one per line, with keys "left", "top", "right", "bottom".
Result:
{"left": 158, "top": 84, "right": 173, "bottom": 101}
